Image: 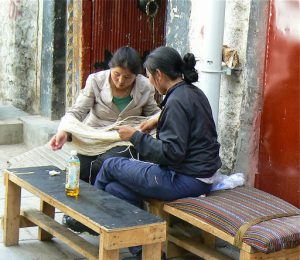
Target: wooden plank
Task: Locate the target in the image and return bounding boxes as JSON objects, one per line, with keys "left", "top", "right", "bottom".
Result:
{"left": 3, "top": 214, "right": 35, "bottom": 228}
{"left": 168, "top": 233, "right": 232, "bottom": 260}
{"left": 20, "top": 215, "right": 35, "bottom": 227}
{"left": 3, "top": 171, "right": 21, "bottom": 246}
{"left": 21, "top": 209, "right": 98, "bottom": 260}
{"left": 38, "top": 200, "right": 55, "bottom": 241}
{"left": 142, "top": 242, "right": 162, "bottom": 260}
{"left": 240, "top": 245, "right": 300, "bottom": 260}
{"left": 103, "top": 223, "right": 166, "bottom": 250}
{"left": 164, "top": 204, "right": 253, "bottom": 253}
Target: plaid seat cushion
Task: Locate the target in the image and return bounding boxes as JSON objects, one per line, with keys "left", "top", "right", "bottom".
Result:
{"left": 167, "top": 186, "right": 300, "bottom": 253}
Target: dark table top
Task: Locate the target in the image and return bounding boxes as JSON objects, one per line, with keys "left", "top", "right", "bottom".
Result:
{"left": 7, "top": 165, "right": 164, "bottom": 230}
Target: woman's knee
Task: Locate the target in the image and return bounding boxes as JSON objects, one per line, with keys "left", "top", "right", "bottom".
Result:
{"left": 105, "top": 182, "right": 143, "bottom": 208}
{"left": 101, "top": 157, "right": 116, "bottom": 170}
{"left": 102, "top": 157, "right": 129, "bottom": 171}
{"left": 104, "top": 182, "right": 118, "bottom": 195}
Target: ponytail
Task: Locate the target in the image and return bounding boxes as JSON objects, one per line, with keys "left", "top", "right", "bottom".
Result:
{"left": 182, "top": 53, "right": 198, "bottom": 84}
{"left": 144, "top": 46, "right": 198, "bottom": 84}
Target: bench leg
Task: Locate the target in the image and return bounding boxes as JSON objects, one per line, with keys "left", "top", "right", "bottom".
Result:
{"left": 3, "top": 173, "right": 21, "bottom": 246}
{"left": 142, "top": 242, "right": 162, "bottom": 260}
{"left": 38, "top": 200, "right": 55, "bottom": 241}
{"left": 99, "top": 242, "right": 119, "bottom": 260}
{"left": 203, "top": 231, "right": 216, "bottom": 248}
{"left": 239, "top": 250, "right": 252, "bottom": 260}
{"left": 166, "top": 240, "right": 188, "bottom": 258}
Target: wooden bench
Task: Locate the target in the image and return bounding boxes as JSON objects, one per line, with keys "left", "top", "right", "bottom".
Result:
{"left": 2, "top": 166, "right": 166, "bottom": 260}
{"left": 146, "top": 187, "right": 300, "bottom": 259}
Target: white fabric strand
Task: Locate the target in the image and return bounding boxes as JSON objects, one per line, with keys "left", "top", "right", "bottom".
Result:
{"left": 58, "top": 115, "right": 154, "bottom": 156}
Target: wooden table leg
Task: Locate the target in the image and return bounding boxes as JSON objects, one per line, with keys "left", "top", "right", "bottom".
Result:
{"left": 143, "top": 242, "right": 162, "bottom": 260}
{"left": 3, "top": 173, "right": 21, "bottom": 246}
{"left": 99, "top": 233, "right": 119, "bottom": 260}
{"left": 38, "top": 200, "right": 55, "bottom": 241}
{"left": 99, "top": 245, "right": 119, "bottom": 260}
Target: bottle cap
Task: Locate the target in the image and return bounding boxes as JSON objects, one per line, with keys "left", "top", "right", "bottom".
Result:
{"left": 70, "top": 150, "right": 77, "bottom": 156}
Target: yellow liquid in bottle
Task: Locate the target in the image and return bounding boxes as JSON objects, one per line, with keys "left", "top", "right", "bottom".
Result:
{"left": 65, "top": 187, "right": 80, "bottom": 197}
{"left": 66, "top": 158, "right": 80, "bottom": 197}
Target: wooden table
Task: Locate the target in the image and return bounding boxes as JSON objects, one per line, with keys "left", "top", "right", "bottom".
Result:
{"left": 3, "top": 166, "right": 166, "bottom": 260}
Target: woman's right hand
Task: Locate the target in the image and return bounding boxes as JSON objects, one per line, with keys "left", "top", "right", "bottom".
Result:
{"left": 49, "top": 131, "right": 68, "bottom": 150}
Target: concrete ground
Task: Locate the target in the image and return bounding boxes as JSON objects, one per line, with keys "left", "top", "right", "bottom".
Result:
{"left": 0, "top": 143, "right": 203, "bottom": 260}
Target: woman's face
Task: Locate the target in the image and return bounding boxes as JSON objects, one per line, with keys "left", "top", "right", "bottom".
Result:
{"left": 146, "top": 69, "right": 165, "bottom": 95}
{"left": 110, "top": 67, "right": 136, "bottom": 91}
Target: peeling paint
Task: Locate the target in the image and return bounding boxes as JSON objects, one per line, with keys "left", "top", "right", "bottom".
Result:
{"left": 165, "top": 0, "right": 191, "bottom": 55}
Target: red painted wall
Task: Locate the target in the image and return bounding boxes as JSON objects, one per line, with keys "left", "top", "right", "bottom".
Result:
{"left": 256, "top": 0, "right": 300, "bottom": 207}
{"left": 81, "top": 0, "right": 166, "bottom": 86}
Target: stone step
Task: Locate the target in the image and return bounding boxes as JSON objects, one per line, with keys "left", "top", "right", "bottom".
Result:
{"left": 0, "top": 104, "right": 30, "bottom": 121}
{"left": 0, "top": 104, "right": 60, "bottom": 147}
{"left": 0, "top": 119, "right": 24, "bottom": 145}
{"left": 0, "top": 105, "right": 69, "bottom": 172}
{"left": 0, "top": 105, "right": 29, "bottom": 145}
{"left": 20, "top": 115, "right": 60, "bottom": 149}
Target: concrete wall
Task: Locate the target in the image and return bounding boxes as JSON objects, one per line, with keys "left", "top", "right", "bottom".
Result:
{"left": 0, "top": 0, "right": 42, "bottom": 114}
{"left": 234, "top": 1, "right": 268, "bottom": 184}
{"left": 165, "top": 0, "right": 265, "bottom": 177}
{"left": 218, "top": 0, "right": 251, "bottom": 173}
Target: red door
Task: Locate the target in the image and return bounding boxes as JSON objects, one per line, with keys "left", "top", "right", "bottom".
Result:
{"left": 81, "top": 0, "right": 166, "bottom": 86}
{"left": 256, "top": 0, "right": 300, "bottom": 207}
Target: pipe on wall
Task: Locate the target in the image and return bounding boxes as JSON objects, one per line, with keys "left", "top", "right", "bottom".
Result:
{"left": 199, "top": 0, "right": 226, "bottom": 127}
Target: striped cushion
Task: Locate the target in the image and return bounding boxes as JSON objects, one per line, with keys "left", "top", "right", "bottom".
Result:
{"left": 167, "top": 186, "right": 300, "bottom": 253}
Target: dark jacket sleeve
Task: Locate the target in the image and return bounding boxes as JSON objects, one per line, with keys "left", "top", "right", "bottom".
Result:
{"left": 130, "top": 98, "right": 190, "bottom": 165}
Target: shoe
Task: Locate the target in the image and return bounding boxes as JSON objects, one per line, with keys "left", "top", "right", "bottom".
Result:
{"left": 122, "top": 251, "right": 166, "bottom": 260}
{"left": 62, "top": 214, "right": 98, "bottom": 236}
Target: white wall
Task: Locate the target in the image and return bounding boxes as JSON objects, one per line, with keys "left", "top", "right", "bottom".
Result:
{"left": 0, "top": 0, "right": 43, "bottom": 114}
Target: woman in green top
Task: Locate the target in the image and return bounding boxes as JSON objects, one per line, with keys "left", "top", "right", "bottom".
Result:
{"left": 49, "top": 46, "right": 160, "bottom": 233}
{"left": 50, "top": 46, "right": 160, "bottom": 184}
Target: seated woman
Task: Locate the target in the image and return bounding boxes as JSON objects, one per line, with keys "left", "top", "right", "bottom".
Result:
{"left": 50, "top": 46, "right": 160, "bottom": 184}
{"left": 94, "top": 46, "right": 222, "bottom": 259}
{"left": 49, "top": 46, "right": 160, "bottom": 233}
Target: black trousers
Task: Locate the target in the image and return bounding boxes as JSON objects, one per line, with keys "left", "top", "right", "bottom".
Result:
{"left": 77, "top": 145, "right": 139, "bottom": 185}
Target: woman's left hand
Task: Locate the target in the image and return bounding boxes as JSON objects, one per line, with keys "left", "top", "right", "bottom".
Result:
{"left": 139, "top": 118, "right": 158, "bottom": 133}
{"left": 117, "top": 125, "right": 137, "bottom": 141}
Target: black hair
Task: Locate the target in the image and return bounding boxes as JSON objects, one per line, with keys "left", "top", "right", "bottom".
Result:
{"left": 144, "top": 46, "right": 198, "bottom": 84}
{"left": 109, "top": 46, "right": 142, "bottom": 75}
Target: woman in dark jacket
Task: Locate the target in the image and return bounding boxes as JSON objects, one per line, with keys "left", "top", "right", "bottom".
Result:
{"left": 94, "top": 46, "right": 221, "bottom": 258}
